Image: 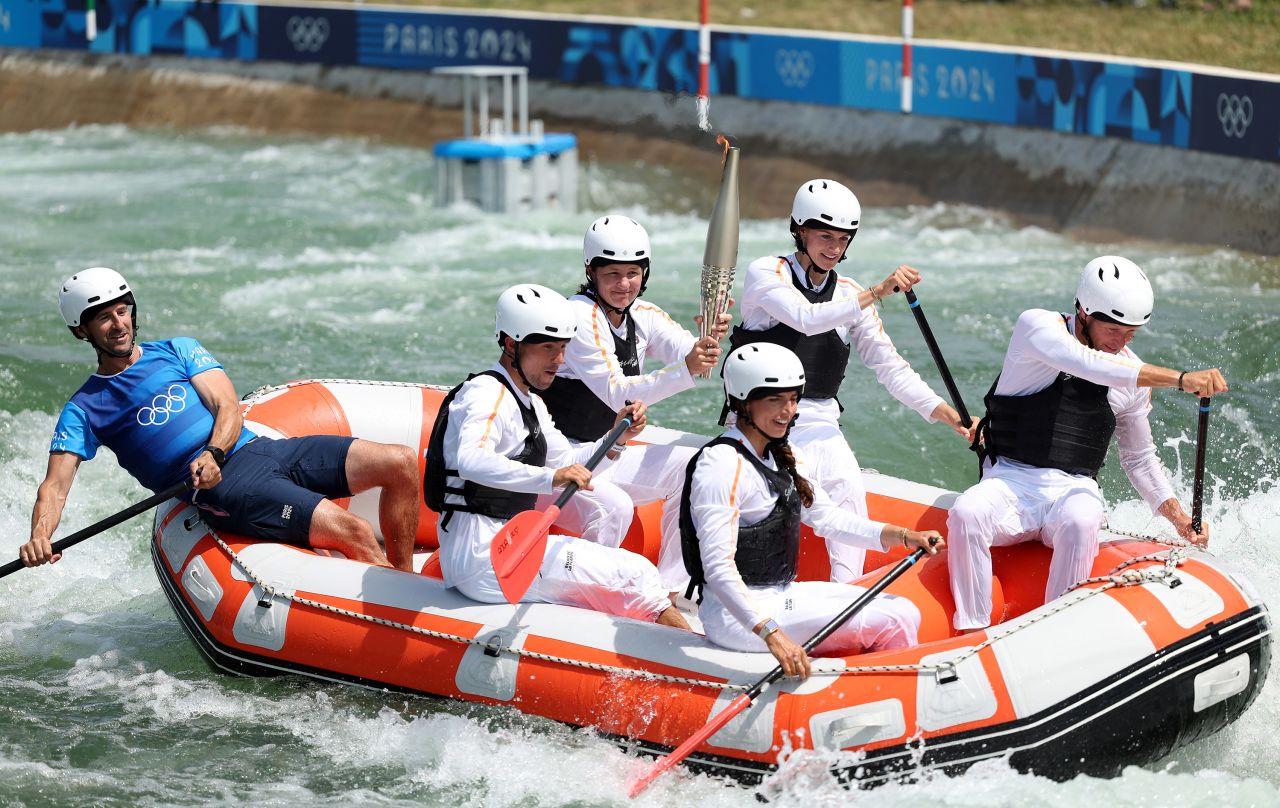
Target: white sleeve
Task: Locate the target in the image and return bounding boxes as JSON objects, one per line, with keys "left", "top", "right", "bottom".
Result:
{"left": 1112, "top": 388, "right": 1176, "bottom": 513}
{"left": 634, "top": 303, "right": 698, "bottom": 367}
{"left": 562, "top": 300, "right": 695, "bottom": 410}
{"left": 746, "top": 256, "right": 862, "bottom": 335}
{"left": 451, "top": 381, "right": 556, "bottom": 495}
{"left": 847, "top": 284, "right": 946, "bottom": 421}
{"left": 535, "top": 396, "right": 616, "bottom": 471}
{"left": 690, "top": 446, "right": 766, "bottom": 630}
{"left": 1016, "top": 310, "right": 1143, "bottom": 389}
{"left": 797, "top": 445, "right": 887, "bottom": 546}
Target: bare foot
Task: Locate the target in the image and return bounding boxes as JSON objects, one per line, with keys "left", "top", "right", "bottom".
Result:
{"left": 656, "top": 606, "right": 691, "bottom": 631}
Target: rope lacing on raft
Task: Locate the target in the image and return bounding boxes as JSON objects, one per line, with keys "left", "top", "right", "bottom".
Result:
{"left": 206, "top": 528, "right": 754, "bottom": 692}
{"left": 204, "top": 525, "right": 1194, "bottom": 692}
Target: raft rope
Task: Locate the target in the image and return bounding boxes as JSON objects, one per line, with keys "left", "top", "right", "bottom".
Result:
{"left": 206, "top": 528, "right": 753, "bottom": 693}
{"left": 205, "top": 526, "right": 1193, "bottom": 692}
{"left": 231, "top": 379, "right": 1198, "bottom": 688}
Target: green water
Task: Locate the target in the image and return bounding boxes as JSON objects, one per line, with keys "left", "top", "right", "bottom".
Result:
{"left": 0, "top": 125, "right": 1277, "bottom": 806}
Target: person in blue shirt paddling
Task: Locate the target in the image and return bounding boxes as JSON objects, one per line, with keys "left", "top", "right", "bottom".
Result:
{"left": 18, "top": 267, "right": 420, "bottom": 571}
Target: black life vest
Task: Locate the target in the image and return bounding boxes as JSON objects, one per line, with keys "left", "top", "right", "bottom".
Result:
{"left": 972, "top": 317, "right": 1116, "bottom": 478}
{"left": 541, "top": 302, "right": 639, "bottom": 442}
{"left": 680, "top": 436, "right": 803, "bottom": 591}
{"left": 423, "top": 370, "right": 549, "bottom": 524}
{"left": 727, "top": 258, "right": 850, "bottom": 401}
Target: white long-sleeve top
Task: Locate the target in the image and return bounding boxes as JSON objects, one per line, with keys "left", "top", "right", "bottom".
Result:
{"left": 687, "top": 427, "right": 887, "bottom": 632}
{"left": 991, "top": 309, "right": 1174, "bottom": 512}
{"left": 436, "top": 364, "right": 616, "bottom": 588}
{"left": 738, "top": 254, "right": 945, "bottom": 424}
{"left": 555, "top": 293, "right": 698, "bottom": 410}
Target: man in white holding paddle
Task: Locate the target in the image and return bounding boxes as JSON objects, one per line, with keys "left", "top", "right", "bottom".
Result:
{"left": 948, "top": 256, "right": 1229, "bottom": 632}
{"left": 17, "top": 267, "right": 420, "bottom": 573}
{"left": 423, "top": 283, "right": 688, "bottom": 628}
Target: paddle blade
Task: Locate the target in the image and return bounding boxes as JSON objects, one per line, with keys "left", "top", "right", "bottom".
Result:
{"left": 491, "top": 506, "right": 557, "bottom": 603}
{"left": 628, "top": 692, "right": 752, "bottom": 798}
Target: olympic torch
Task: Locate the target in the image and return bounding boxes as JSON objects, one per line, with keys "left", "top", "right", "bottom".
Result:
{"left": 698, "top": 140, "right": 740, "bottom": 377}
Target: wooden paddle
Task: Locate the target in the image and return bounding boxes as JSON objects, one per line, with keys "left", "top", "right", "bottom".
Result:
{"left": 1191, "top": 397, "right": 1211, "bottom": 535}
{"left": 628, "top": 547, "right": 929, "bottom": 797}
{"left": 491, "top": 417, "right": 632, "bottom": 603}
{"left": 0, "top": 479, "right": 192, "bottom": 579}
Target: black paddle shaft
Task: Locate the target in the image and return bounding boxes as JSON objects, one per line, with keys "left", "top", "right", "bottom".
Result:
{"left": 1191, "top": 397, "right": 1211, "bottom": 534}
{"left": 745, "top": 548, "right": 927, "bottom": 700}
{"left": 0, "top": 480, "right": 191, "bottom": 579}
{"left": 903, "top": 290, "right": 972, "bottom": 426}
{"left": 551, "top": 417, "right": 632, "bottom": 510}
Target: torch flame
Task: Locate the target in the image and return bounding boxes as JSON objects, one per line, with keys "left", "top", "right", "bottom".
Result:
{"left": 716, "top": 134, "right": 732, "bottom": 166}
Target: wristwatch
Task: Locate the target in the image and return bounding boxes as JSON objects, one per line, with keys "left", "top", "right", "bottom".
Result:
{"left": 754, "top": 618, "right": 780, "bottom": 639}
{"left": 205, "top": 446, "right": 227, "bottom": 468}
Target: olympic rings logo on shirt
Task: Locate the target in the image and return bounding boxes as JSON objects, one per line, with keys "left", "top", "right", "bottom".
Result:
{"left": 136, "top": 384, "right": 189, "bottom": 427}
{"left": 286, "top": 15, "right": 331, "bottom": 53}
{"left": 774, "top": 49, "right": 815, "bottom": 89}
{"left": 1217, "top": 93, "right": 1253, "bottom": 139}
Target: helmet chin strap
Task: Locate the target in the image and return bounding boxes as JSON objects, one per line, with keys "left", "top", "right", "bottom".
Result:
{"left": 735, "top": 403, "right": 798, "bottom": 456}
{"left": 1075, "top": 308, "right": 1099, "bottom": 351}
{"left": 507, "top": 341, "right": 548, "bottom": 394}
{"left": 585, "top": 271, "right": 642, "bottom": 318}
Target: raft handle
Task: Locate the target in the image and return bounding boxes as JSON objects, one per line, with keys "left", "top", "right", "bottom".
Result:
{"left": 934, "top": 662, "right": 959, "bottom": 685}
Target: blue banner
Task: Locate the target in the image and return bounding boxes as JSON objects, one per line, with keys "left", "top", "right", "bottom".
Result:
{"left": 259, "top": 5, "right": 355, "bottom": 66}
{"left": 0, "top": 0, "right": 42, "bottom": 47}
{"left": 1013, "top": 55, "right": 1190, "bottom": 149}
{"left": 354, "top": 11, "right": 557, "bottom": 73}
{"left": 739, "top": 33, "right": 840, "bottom": 106}
{"left": 839, "top": 42, "right": 1017, "bottom": 122}
{"left": 1191, "top": 73, "right": 1280, "bottom": 162}
{"left": 5, "top": 0, "right": 1278, "bottom": 164}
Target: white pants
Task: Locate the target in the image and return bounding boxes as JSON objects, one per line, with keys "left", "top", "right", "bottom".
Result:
{"left": 440, "top": 514, "right": 670, "bottom": 620}
{"left": 947, "top": 460, "right": 1105, "bottom": 630}
{"left": 536, "top": 478, "right": 633, "bottom": 549}
{"left": 790, "top": 407, "right": 869, "bottom": 585}
{"left": 567, "top": 440, "right": 701, "bottom": 591}
{"left": 700, "top": 580, "right": 921, "bottom": 654}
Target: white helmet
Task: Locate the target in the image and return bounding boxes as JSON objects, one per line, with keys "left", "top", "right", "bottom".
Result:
{"left": 583, "top": 215, "right": 651, "bottom": 267}
{"left": 724, "top": 343, "right": 806, "bottom": 402}
{"left": 790, "top": 179, "right": 860, "bottom": 233}
{"left": 495, "top": 283, "right": 576, "bottom": 343}
{"left": 1076, "top": 256, "right": 1153, "bottom": 326}
{"left": 59, "top": 267, "right": 133, "bottom": 328}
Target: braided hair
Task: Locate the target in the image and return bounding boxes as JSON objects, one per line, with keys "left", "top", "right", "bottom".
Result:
{"left": 731, "top": 396, "right": 815, "bottom": 507}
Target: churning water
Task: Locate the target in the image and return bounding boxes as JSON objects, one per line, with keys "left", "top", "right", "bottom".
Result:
{"left": 0, "top": 125, "right": 1277, "bottom": 806}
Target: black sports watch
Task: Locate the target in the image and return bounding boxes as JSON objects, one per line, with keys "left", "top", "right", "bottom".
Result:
{"left": 205, "top": 446, "right": 227, "bottom": 468}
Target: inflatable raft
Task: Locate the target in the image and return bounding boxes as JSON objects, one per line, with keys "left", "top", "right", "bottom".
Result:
{"left": 152, "top": 379, "right": 1271, "bottom": 785}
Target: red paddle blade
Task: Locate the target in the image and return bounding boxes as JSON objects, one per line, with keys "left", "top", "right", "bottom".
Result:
{"left": 628, "top": 693, "right": 752, "bottom": 798}
{"left": 491, "top": 506, "right": 558, "bottom": 604}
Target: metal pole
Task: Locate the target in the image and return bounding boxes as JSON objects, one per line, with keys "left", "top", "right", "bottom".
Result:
{"left": 503, "top": 72, "right": 513, "bottom": 138}
{"left": 698, "top": 0, "right": 711, "bottom": 101}
{"left": 462, "top": 75, "right": 473, "bottom": 138}
{"left": 518, "top": 69, "right": 529, "bottom": 137}
{"left": 901, "top": 0, "right": 913, "bottom": 114}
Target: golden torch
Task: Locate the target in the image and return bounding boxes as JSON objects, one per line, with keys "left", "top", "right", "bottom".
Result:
{"left": 698, "top": 137, "right": 740, "bottom": 377}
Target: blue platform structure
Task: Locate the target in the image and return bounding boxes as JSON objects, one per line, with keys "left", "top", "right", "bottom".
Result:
{"left": 432, "top": 66, "right": 578, "bottom": 213}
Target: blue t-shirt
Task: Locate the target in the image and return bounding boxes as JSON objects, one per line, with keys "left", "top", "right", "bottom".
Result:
{"left": 50, "top": 338, "right": 257, "bottom": 493}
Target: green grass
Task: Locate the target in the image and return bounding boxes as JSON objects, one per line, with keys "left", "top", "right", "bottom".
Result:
{"left": 419, "top": 0, "right": 1280, "bottom": 74}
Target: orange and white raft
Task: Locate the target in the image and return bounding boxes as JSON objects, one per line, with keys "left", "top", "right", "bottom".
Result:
{"left": 152, "top": 380, "right": 1271, "bottom": 785}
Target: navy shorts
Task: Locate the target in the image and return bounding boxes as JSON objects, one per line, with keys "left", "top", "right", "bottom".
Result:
{"left": 196, "top": 435, "right": 355, "bottom": 546}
